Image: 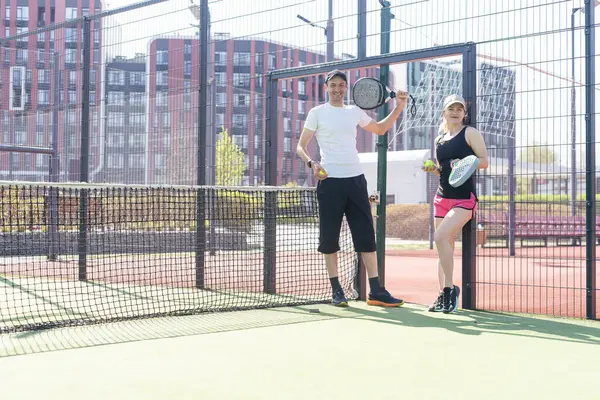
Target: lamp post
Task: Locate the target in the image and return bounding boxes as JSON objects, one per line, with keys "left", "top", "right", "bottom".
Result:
{"left": 296, "top": 0, "right": 334, "bottom": 62}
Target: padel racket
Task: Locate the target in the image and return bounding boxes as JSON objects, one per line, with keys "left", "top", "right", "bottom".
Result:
{"left": 352, "top": 77, "right": 417, "bottom": 115}
{"left": 448, "top": 155, "right": 479, "bottom": 187}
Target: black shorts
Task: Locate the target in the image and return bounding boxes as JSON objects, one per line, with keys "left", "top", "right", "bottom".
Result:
{"left": 316, "top": 174, "right": 376, "bottom": 254}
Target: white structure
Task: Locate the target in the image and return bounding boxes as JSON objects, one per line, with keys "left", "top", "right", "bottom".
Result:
{"left": 358, "top": 149, "right": 431, "bottom": 205}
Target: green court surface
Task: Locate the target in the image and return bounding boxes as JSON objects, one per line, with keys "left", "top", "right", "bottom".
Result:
{"left": 1, "top": 302, "right": 599, "bottom": 400}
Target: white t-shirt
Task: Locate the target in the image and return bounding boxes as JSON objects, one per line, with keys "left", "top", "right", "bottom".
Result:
{"left": 304, "top": 103, "right": 373, "bottom": 178}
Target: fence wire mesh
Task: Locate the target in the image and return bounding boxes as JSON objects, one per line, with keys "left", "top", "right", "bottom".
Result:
{"left": 0, "top": 0, "right": 597, "bottom": 320}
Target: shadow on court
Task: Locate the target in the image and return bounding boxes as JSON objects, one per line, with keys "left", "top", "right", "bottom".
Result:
{"left": 291, "top": 302, "right": 600, "bottom": 346}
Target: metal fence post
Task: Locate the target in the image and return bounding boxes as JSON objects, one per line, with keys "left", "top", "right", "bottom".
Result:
{"left": 195, "top": 0, "right": 209, "bottom": 289}
{"left": 375, "top": 1, "right": 393, "bottom": 286}
{"left": 263, "top": 73, "right": 278, "bottom": 294}
{"left": 48, "top": 51, "right": 61, "bottom": 262}
{"left": 461, "top": 43, "right": 478, "bottom": 310}
{"left": 78, "top": 18, "right": 91, "bottom": 281}
{"left": 584, "top": 0, "right": 596, "bottom": 320}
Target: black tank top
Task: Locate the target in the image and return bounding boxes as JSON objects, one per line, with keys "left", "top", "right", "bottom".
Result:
{"left": 435, "top": 126, "right": 477, "bottom": 200}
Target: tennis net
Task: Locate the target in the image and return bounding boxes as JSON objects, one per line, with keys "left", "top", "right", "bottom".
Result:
{"left": 0, "top": 181, "right": 359, "bottom": 333}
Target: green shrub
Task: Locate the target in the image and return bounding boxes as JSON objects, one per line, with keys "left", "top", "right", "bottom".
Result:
{"left": 213, "top": 190, "right": 262, "bottom": 233}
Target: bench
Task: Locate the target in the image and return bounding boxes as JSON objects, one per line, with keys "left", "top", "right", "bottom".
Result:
{"left": 478, "top": 213, "right": 600, "bottom": 247}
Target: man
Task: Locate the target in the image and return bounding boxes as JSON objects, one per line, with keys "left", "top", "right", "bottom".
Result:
{"left": 296, "top": 69, "right": 408, "bottom": 307}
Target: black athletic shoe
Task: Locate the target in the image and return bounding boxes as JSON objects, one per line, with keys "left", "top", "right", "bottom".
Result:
{"left": 428, "top": 291, "right": 444, "bottom": 312}
{"left": 367, "top": 288, "right": 405, "bottom": 307}
{"left": 442, "top": 285, "right": 460, "bottom": 314}
{"left": 332, "top": 289, "right": 348, "bottom": 307}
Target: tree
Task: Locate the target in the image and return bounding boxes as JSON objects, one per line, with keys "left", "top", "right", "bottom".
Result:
{"left": 165, "top": 125, "right": 246, "bottom": 186}
{"left": 517, "top": 142, "right": 557, "bottom": 195}
{"left": 518, "top": 143, "right": 557, "bottom": 164}
{"left": 216, "top": 127, "right": 245, "bottom": 186}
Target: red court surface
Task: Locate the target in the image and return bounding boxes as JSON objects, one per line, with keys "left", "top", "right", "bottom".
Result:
{"left": 384, "top": 247, "right": 600, "bottom": 320}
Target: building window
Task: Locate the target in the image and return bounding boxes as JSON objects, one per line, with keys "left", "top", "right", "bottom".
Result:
{"left": 156, "top": 70, "right": 168, "bottom": 86}
{"left": 65, "top": 49, "right": 76, "bottom": 64}
{"left": 215, "top": 52, "right": 226, "bottom": 65}
{"left": 235, "top": 94, "right": 249, "bottom": 106}
{"left": 234, "top": 52, "right": 251, "bottom": 66}
{"left": 16, "top": 6, "right": 28, "bottom": 20}
{"left": 233, "top": 114, "right": 247, "bottom": 128}
{"left": 38, "top": 89, "right": 50, "bottom": 105}
{"left": 108, "top": 91, "right": 124, "bottom": 105}
{"left": 65, "top": 7, "right": 77, "bottom": 20}
{"left": 298, "top": 80, "right": 306, "bottom": 95}
{"left": 233, "top": 73, "right": 249, "bottom": 87}
{"left": 157, "top": 50, "right": 168, "bottom": 65}
{"left": 215, "top": 72, "right": 226, "bottom": 86}
{"left": 130, "top": 72, "right": 144, "bottom": 85}
{"left": 109, "top": 112, "right": 124, "bottom": 127}
{"left": 108, "top": 70, "right": 124, "bottom": 85}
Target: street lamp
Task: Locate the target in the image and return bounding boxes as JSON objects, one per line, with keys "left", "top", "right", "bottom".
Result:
{"left": 296, "top": 0, "right": 333, "bottom": 62}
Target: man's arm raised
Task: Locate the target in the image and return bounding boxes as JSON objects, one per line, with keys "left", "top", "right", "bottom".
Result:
{"left": 361, "top": 91, "right": 409, "bottom": 136}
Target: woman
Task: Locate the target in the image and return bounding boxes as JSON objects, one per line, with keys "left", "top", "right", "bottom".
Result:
{"left": 422, "top": 94, "right": 489, "bottom": 314}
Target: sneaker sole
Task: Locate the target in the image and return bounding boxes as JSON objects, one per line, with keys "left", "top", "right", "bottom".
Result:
{"left": 333, "top": 300, "right": 349, "bottom": 307}
{"left": 366, "top": 299, "right": 405, "bottom": 307}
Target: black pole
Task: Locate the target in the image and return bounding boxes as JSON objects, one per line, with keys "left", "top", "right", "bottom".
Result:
{"left": 461, "top": 43, "right": 478, "bottom": 310}
{"left": 584, "top": 1, "right": 596, "bottom": 320}
{"left": 195, "top": 0, "right": 209, "bottom": 289}
{"left": 354, "top": 0, "right": 368, "bottom": 300}
{"left": 263, "top": 74, "right": 278, "bottom": 294}
{"left": 78, "top": 18, "right": 91, "bottom": 281}
{"left": 375, "top": 1, "right": 392, "bottom": 286}
{"left": 48, "top": 51, "right": 61, "bottom": 262}
{"left": 571, "top": 9, "right": 578, "bottom": 219}
{"left": 508, "top": 144, "right": 516, "bottom": 255}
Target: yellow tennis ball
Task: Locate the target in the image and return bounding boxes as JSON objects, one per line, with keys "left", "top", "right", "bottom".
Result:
{"left": 423, "top": 160, "right": 434, "bottom": 168}
{"left": 319, "top": 170, "right": 326, "bottom": 176}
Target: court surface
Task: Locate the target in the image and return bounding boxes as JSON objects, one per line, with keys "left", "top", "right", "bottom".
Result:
{"left": 1, "top": 301, "right": 599, "bottom": 400}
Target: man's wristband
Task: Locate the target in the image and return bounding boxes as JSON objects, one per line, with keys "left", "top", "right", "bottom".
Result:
{"left": 307, "top": 160, "right": 313, "bottom": 168}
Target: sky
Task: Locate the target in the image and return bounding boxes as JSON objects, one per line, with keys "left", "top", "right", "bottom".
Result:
{"left": 101, "top": 0, "right": 600, "bottom": 169}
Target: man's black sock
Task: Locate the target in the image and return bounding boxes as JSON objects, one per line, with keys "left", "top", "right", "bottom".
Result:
{"left": 330, "top": 277, "right": 342, "bottom": 292}
{"left": 369, "top": 277, "right": 382, "bottom": 293}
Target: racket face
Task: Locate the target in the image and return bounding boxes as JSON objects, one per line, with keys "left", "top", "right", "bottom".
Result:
{"left": 448, "top": 155, "right": 480, "bottom": 187}
{"left": 352, "top": 78, "right": 386, "bottom": 110}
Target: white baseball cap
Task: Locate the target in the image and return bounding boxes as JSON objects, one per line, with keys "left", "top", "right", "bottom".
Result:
{"left": 443, "top": 94, "right": 466, "bottom": 110}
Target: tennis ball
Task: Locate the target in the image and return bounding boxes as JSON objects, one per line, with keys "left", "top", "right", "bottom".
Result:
{"left": 318, "top": 170, "right": 326, "bottom": 176}
{"left": 423, "top": 160, "right": 434, "bottom": 168}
